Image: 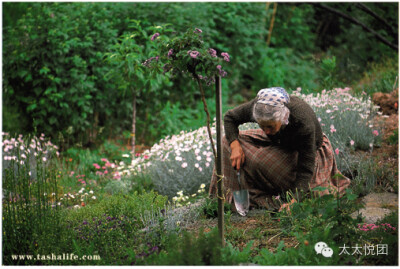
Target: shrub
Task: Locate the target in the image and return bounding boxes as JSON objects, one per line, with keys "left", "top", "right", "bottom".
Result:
{"left": 353, "top": 57, "right": 399, "bottom": 96}
{"left": 140, "top": 228, "right": 252, "bottom": 265}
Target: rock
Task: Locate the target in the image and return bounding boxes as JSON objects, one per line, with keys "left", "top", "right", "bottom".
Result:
{"left": 351, "top": 208, "right": 393, "bottom": 224}
{"left": 372, "top": 88, "right": 398, "bottom": 115}
{"left": 351, "top": 192, "right": 398, "bottom": 224}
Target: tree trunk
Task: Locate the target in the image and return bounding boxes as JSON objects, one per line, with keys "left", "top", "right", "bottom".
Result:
{"left": 131, "top": 92, "right": 136, "bottom": 157}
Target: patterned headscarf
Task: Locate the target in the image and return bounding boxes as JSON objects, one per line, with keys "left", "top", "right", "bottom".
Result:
{"left": 256, "top": 87, "right": 290, "bottom": 108}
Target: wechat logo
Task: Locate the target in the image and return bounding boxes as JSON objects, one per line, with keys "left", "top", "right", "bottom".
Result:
{"left": 315, "top": 242, "right": 333, "bottom": 258}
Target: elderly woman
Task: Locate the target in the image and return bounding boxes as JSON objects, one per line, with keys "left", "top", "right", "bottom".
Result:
{"left": 209, "top": 87, "right": 351, "bottom": 213}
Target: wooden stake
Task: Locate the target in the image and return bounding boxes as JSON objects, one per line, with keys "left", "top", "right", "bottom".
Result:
{"left": 215, "top": 75, "right": 224, "bottom": 246}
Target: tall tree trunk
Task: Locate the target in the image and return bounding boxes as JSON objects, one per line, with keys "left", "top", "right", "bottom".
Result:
{"left": 131, "top": 91, "right": 136, "bottom": 157}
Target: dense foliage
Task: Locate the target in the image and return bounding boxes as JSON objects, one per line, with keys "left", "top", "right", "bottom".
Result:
{"left": 3, "top": 2, "right": 398, "bottom": 148}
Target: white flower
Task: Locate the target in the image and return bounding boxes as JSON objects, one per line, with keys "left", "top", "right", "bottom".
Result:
{"left": 122, "top": 154, "right": 130, "bottom": 158}
{"left": 196, "top": 155, "right": 202, "bottom": 161}
{"left": 200, "top": 184, "right": 206, "bottom": 189}
{"left": 89, "top": 190, "right": 94, "bottom": 194}
{"left": 181, "top": 162, "right": 188, "bottom": 168}
{"left": 74, "top": 205, "right": 80, "bottom": 209}
{"left": 91, "top": 196, "right": 97, "bottom": 200}
{"left": 42, "top": 157, "right": 47, "bottom": 162}
{"left": 195, "top": 163, "right": 199, "bottom": 168}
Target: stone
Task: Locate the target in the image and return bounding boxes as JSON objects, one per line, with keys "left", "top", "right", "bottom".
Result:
{"left": 372, "top": 88, "right": 398, "bottom": 115}
{"left": 351, "top": 208, "right": 393, "bottom": 224}
{"left": 351, "top": 192, "right": 398, "bottom": 224}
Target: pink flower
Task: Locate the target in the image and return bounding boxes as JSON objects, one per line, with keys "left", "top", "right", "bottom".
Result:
{"left": 181, "top": 162, "right": 188, "bottom": 168}
{"left": 208, "top": 48, "right": 217, "bottom": 57}
{"left": 221, "top": 52, "right": 230, "bottom": 62}
{"left": 144, "top": 155, "right": 149, "bottom": 159}
{"left": 189, "top": 51, "right": 200, "bottom": 59}
{"left": 194, "top": 28, "right": 202, "bottom": 33}
{"left": 101, "top": 158, "right": 108, "bottom": 162}
{"left": 330, "top": 124, "right": 336, "bottom": 133}
{"left": 335, "top": 148, "right": 340, "bottom": 155}
{"left": 372, "top": 130, "right": 379, "bottom": 136}
{"left": 113, "top": 172, "right": 121, "bottom": 180}
{"left": 350, "top": 140, "right": 355, "bottom": 146}
{"left": 151, "top": 33, "right": 160, "bottom": 41}
{"left": 167, "top": 49, "right": 173, "bottom": 58}
{"left": 93, "top": 163, "right": 101, "bottom": 169}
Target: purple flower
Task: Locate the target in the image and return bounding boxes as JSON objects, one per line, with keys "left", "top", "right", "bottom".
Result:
{"left": 189, "top": 50, "right": 200, "bottom": 59}
{"left": 194, "top": 28, "right": 203, "bottom": 33}
{"left": 151, "top": 33, "right": 160, "bottom": 41}
{"left": 216, "top": 65, "right": 227, "bottom": 77}
{"left": 208, "top": 48, "right": 217, "bottom": 57}
{"left": 167, "top": 49, "right": 174, "bottom": 58}
{"left": 221, "top": 52, "right": 230, "bottom": 62}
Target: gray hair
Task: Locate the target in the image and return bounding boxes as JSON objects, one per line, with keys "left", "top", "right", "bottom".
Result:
{"left": 253, "top": 102, "right": 290, "bottom": 125}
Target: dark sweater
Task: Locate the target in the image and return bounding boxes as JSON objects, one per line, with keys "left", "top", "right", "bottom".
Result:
{"left": 224, "top": 95, "right": 323, "bottom": 194}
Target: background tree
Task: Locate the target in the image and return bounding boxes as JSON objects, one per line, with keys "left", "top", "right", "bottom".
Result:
{"left": 104, "top": 21, "right": 167, "bottom": 156}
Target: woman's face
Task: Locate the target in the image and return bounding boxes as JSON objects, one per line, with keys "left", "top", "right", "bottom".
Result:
{"left": 258, "top": 120, "right": 282, "bottom": 135}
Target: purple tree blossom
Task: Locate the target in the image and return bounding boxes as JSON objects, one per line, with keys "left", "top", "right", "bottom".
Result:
{"left": 208, "top": 48, "right": 217, "bottom": 57}
{"left": 151, "top": 33, "right": 160, "bottom": 41}
{"left": 167, "top": 49, "right": 174, "bottom": 58}
{"left": 189, "top": 50, "right": 200, "bottom": 59}
{"left": 221, "top": 52, "right": 230, "bottom": 62}
{"left": 217, "top": 65, "right": 227, "bottom": 77}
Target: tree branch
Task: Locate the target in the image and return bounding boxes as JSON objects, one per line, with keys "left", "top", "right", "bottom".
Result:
{"left": 356, "top": 3, "right": 397, "bottom": 37}
{"left": 310, "top": 3, "right": 398, "bottom": 51}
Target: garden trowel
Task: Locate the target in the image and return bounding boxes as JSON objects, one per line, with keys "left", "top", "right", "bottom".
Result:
{"left": 233, "top": 170, "right": 249, "bottom": 216}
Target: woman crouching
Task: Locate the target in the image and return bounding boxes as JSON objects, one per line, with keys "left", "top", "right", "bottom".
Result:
{"left": 209, "top": 87, "right": 351, "bottom": 213}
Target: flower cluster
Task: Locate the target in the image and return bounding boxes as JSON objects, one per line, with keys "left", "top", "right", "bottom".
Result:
{"left": 358, "top": 223, "right": 396, "bottom": 232}
{"left": 59, "top": 187, "right": 97, "bottom": 209}
{"left": 118, "top": 124, "right": 216, "bottom": 198}
{"left": 2, "top": 133, "right": 59, "bottom": 167}
{"left": 93, "top": 158, "right": 119, "bottom": 179}
{"left": 172, "top": 184, "right": 207, "bottom": 207}
{"left": 292, "top": 87, "right": 381, "bottom": 153}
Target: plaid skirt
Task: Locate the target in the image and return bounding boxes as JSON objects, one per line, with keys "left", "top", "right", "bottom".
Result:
{"left": 209, "top": 129, "right": 351, "bottom": 210}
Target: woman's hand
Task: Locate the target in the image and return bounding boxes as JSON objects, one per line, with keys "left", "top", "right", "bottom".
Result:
{"left": 230, "top": 140, "right": 245, "bottom": 170}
